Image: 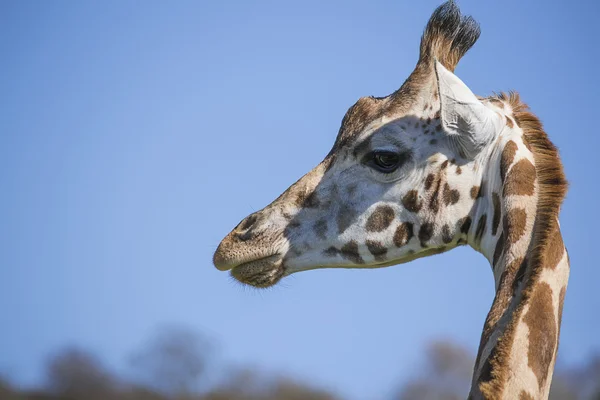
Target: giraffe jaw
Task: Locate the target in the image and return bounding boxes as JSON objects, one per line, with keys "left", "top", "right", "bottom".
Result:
{"left": 230, "top": 254, "right": 285, "bottom": 288}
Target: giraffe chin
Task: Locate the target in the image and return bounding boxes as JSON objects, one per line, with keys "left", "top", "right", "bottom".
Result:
{"left": 230, "top": 255, "right": 285, "bottom": 288}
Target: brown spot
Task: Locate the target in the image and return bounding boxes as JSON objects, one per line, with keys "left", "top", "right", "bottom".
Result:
{"left": 418, "top": 223, "right": 434, "bottom": 246}
{"left": 366, "top": 240, "right": 387, "bottom": 261}
{"left": 505, "top": 208, "right": 527, "bottom": 245}
{"left": 470, "top": 182, "right": 486, "bottom": 199}
{"left": 442, "top": 224, "right": 453, "bottom": 244}
{"left": 287, "top": 220, "right": 300, "bottom": 229}
{"left": 293, "top": 190, "right": 315, "bottom": 209}
{"left": 504, "top": 158, "right": 536, "bottom": 197}
{"left": 524, "top": 282, "right": 557, "bottom": 390}
{"left": 545, "top": 223, "right": 565, "bottom": 269}
{"left": 456, "top": 166, "right": 462, "bottom": 175}
{"left": 323, "top": 247, "right": 338, "bottom": 257}
{"left": 460, "top": 216, "right": 472, "bottom": 235}
{"left": 428, "top": 176, "right": 443, "bottom": 213}
{"left": 313, "top": 219, "right": 327, "bottom": 240}
{"left": 340, "top": 241, "right": 364, "bottom": 264}
{"left": 500, "top": 140, "right": 518, "bottom": 182}
{"left": 475, "top": 214, "right": 487, "bottom": 245}
{"left": 365, "top": 205, "right": 395, "bottom": 232}
{"left": 303, "top": 191, "right": 320, "bottom": 208}
{"left": 393, "top": 222, "right": 413, "bottom": 247}
{"left": 441, "top": 160, "right": 449, "bottom": 169}
{"left": 337, "top": 203, "right": 358, "bottom": 234}
{"left": 492, "top": 232, "right": 505, "bottom": 268}
{"left": 519, "top": 391, "right": 534, "bottom": 400}
{"left": 512, "top": 257, "right": 528, "bottom": 294}
{"left": 505, "top": 116, "right": 514, "bottom": 128}
{"left": 429, "top": 191, "right": 440, "bottom": 213}
{"left": 402, "top": 190, "right": 422, "bottom": 213}
{"left": 443, "top": 183, "right": 460, "bottom": 205}
{"left": 492, "top": 193, "right": 501, "bottom": 235}
{"left": 424, "top": 174, "right": 435, "bottom": 191}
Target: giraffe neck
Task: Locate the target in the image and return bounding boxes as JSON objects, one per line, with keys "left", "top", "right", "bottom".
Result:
{"left": 466, "top": 98, "right": 569, "bottom": 400}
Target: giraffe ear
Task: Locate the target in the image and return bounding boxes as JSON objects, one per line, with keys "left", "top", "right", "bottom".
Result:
{"left": 435, "top": 61, "right": 503, "bottom": 158}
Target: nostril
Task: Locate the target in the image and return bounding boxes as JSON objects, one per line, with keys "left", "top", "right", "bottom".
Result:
{"left": 234, "top": 213, "right": 260, "bottom": 242}
{"left": 239, "top": 214, "right": 258, "bottom": 231}
{"left": 235, "top": 230, "right": 255, "bottom": 242}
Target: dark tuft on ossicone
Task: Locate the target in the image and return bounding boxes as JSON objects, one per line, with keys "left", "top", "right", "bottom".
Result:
{"left": 419, "top": 0, "right": 481, "bottom": 71}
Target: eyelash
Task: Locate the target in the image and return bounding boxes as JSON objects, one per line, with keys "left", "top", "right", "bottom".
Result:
{"left": 365, "top": 151, "right": 408, "bottom": 173}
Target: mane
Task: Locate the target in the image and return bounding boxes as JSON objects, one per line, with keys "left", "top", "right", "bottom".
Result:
{"left": 478, "top": 91, "right": 569, "bottom": 397}
{"left": 495, "top": 91, "right": 568, "bottom": 283}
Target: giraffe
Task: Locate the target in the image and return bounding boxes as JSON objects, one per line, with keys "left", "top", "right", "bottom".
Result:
{"left": 212, "top": 2, "right": 569, "bottom": 399}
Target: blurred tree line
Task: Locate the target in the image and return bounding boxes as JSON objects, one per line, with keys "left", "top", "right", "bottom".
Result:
{"left": 0, "top": 326, "right": 598, "bottom": 400}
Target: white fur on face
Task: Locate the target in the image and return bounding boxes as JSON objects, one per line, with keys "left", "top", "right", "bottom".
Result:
{"left": 214, "top": 66, "right": 508, "bottom": 284}
{"left": 280, "top": 112, "right": 494, "bottom": 275}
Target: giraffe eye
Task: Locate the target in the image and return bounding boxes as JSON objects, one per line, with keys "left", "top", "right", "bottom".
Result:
{"left": 367, "top": 151, "right": 405, "bottom": 173}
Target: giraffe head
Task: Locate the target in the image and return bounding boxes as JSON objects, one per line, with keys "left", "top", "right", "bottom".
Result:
{"left": 213, "top": 1, "right": 505, "bottom": 287}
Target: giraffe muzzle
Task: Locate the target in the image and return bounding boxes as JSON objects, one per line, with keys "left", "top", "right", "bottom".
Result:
{"left": 229, "top": 254, "right": 285, "bottom": 288}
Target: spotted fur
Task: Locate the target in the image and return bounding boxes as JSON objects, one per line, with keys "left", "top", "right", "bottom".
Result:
{"left": 213, "top": 3, "right": 568, "bottom": 399}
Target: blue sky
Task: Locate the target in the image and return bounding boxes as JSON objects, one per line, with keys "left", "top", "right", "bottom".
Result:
{"left": 0, "top": 1, "right": 598, "bottom": 399}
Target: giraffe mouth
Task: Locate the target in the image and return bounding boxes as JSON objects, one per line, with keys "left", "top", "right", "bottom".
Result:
{"left": 230, "top": 254, "right": 285, "bottom": 288}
